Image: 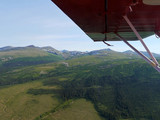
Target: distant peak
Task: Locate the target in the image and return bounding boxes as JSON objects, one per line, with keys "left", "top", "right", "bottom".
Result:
{"left": 96, "top": 48, "right": 113, "bottom": 52}
{"left": 106, "top": 48, "right": 112, "bottom": 51}
{"left": 61, "top": 50, "right": 69, "bottom": 52}
{"left": 42, "top": 46, "right": 53, "bottom": 49}
{"left": 123, "top": 50, "right": 134, "bottom": 53}
{"left": 3, "top": 46, "right": 13, "bottom": 48}
{"left": 0, "top": 46, "right": 14, "bottom": 51}
{"left": 27, "top": 45, "right": 36, "bottom": 48}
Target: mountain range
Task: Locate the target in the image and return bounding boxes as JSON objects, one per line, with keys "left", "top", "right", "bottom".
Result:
{"left": 0, "top": 45, "right": 160, "bottom": 120}
{"left": 0, "top": 45, "right": 159, "bottom": 59}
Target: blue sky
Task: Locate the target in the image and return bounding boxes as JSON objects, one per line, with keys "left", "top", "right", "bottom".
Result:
{"left": 0, "top": 0, "right": 160, "bottom": 53}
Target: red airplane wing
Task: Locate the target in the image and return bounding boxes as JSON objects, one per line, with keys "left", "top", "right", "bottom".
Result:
{"left": 51, "top": 0, "right": 160, "bottom": 72}
{"left": 51, "top": 0, "right": 160, "bottom": 41}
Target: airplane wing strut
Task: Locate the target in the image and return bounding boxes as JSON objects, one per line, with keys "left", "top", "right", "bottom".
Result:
{"left": 51, "top": 0, "right": 160, "bottom": 72}
{"left": 115, "top": 15, "right": 160, "bottom": 72}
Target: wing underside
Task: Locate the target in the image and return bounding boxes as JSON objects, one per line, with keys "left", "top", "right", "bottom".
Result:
{"left": 51, "top": 0, "right": 160, "bottom": 72}
{"left": 51, "top": 0, "right": 160, "bottom": 41}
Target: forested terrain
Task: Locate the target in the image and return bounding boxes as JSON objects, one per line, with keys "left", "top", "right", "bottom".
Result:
{"left": 28, "top": 58, "right": 160, "bottom": 120}
{"left": 0, "top": 46, "right": 160, "bottom": 120}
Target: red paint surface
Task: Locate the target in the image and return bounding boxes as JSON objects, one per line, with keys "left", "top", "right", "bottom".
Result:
{"left": 51, "top": 0, "right": 160, "bottom": 41}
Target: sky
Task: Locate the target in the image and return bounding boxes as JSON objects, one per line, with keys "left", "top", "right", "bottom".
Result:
{"left": 0, "top": 0, "right": 160, "bottom": 53}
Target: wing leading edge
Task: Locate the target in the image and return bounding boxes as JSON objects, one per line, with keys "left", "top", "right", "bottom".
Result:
{"left": 51, "top": 0, "right": 160, "bottom": 41}
{"left": 51, "top": 0, "right": 160, "bottom": 72}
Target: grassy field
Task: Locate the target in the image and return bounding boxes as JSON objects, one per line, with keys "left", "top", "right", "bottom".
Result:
{"left": 0, "top": 48, "right": 160, "bottom": 120}
{"left": 0, "top": 81, "right": 59, "bottom": 120}
{"left": 0, "top": 79, "right": 103, "bottom": 120}
{"left": 41, "top": 99, "right": 103, "bottom": 120}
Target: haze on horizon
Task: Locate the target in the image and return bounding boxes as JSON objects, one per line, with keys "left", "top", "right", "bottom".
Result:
{"left": 1, "top": 0, "right": 160, "bottom": 53}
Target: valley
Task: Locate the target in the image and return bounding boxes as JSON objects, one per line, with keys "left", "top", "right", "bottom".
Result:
{"left": 0, "top": 46, "right": 160, "bottom": 120}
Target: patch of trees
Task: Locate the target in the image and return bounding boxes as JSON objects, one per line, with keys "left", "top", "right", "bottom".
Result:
{"left": 41, "top": 61, "right": 160, "bottom": 120}
{"left": 2, "top": 55, "right": 62, "bottom": 68}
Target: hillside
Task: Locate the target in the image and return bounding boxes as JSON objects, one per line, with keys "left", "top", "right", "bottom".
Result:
{"left": 0, "top": 46, "right": 63, "bottom": 73}
{"left": 34, "top": 57, "right": 160, "bottom": 120}
{"left": 0, "top": 46, "right": 160, "bottom": 120}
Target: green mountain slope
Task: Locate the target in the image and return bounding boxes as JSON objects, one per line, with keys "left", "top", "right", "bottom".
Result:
{"left": 35, "top": 57, "right": 160, "bottom": 120}
{"left": 0, "top": 46, "right": 63, "bottom": 72}
{"left": 0, "top": 47, "right": 160, "bottom": 120}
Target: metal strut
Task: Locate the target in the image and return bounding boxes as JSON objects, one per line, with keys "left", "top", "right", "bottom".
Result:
{"left": 103, "top": 40, "right": 113, "bottom": 46}
{"left": 116, "top": 33, "right": 160, "bottom": 72}
{"left": 103, "top": 34, "right": 113, "bottom": 46}
{"left": 116, "top": 15, "right": 160, "bottom": 72}
{"left": 123, "top": 15, "right": 159, "bottom": 66}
